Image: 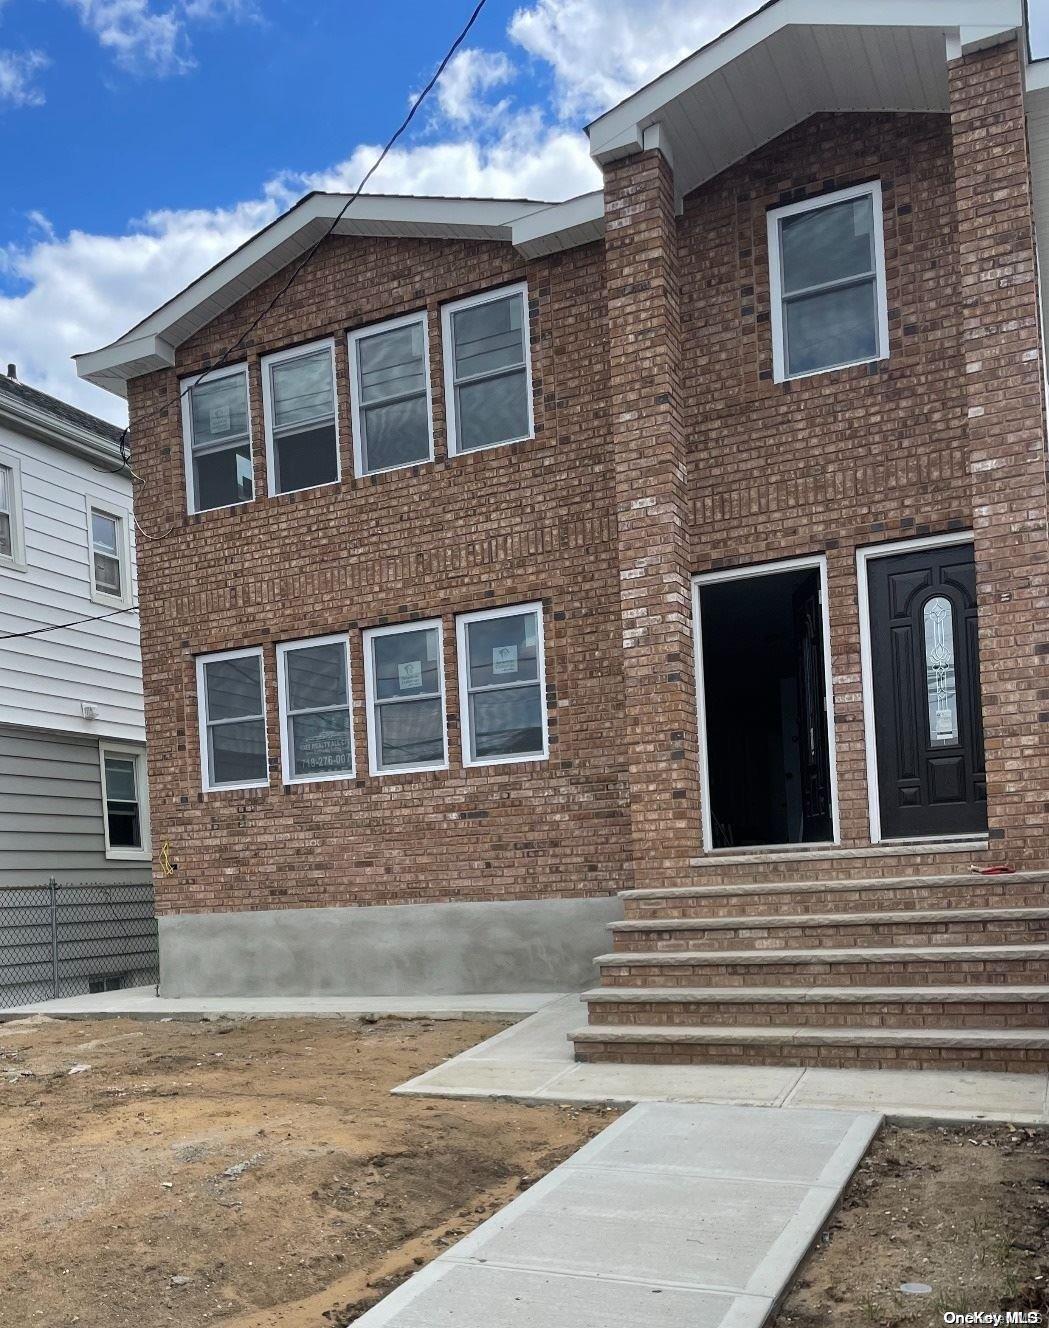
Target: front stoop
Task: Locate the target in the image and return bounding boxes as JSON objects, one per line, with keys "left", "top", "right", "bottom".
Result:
{"left": 570, "top": 872, "right": 1049, "bottom": 1074}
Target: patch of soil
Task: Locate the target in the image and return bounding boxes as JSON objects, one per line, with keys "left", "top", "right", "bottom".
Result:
{"left": 0, "top": 1014, "right": 613, "bottom": 1327}
{"left": 773, "top": 1121, "right": 1049, "bottom": 1327}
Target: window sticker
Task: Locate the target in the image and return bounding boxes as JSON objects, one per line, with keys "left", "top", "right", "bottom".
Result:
{"left": 492, "top": 643, "right": 518, "bottom": 675}
{"left": 398, "top": 661, "right": 423, "bottom": 690}
{"left": 210, "top": 402, "right": 231, "bottom": 434}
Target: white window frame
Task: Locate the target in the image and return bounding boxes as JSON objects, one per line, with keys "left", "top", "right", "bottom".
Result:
{"left": 767, "top": 181, "right": 890, "bottom": 384}
{"left": 180, "top": 361, "right": 255, "bottom": 515}
{"left": 441, "top": 282, "right": 534, "bottom": 456}
{"left": 85, "top": 496, "right": 133, "bottom": 609}
{"left": 98, "top": 741, "right": 151, "bottom": 861}
{"left": 691, "top": 556, "right": 841, "bottom": 854}
{"left": 455, "top": 601, "right": 549, "bottom": 769}
{"left": 260, "top": 337, "right": 341, "bottom": 496}
{"left": 275, "top": 634, "right": 355, "bottom": 785}
{"left": 363, "top": 618, "right": 448, "bottom": 776}
{"left": 195, "top": 645, "right": 270, "bottom": 793}
{"left": 0, "top": 448, "right": 27, "bottom": 572}
{"left": 348, "top": 312, "right": 435, "bottom": 477}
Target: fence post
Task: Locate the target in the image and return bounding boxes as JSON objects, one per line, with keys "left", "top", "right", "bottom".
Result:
{"left": 48, "top": 876, "right": 59, "bottom": 1000}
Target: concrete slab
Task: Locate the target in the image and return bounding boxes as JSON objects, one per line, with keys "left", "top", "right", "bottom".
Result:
{"left": 0, "top": 987, "right": 564, "bottom": 1024}
{"left": 394, "top": 995, "right": 1049, "bottom": 1123}
{"left": 353, "top": 1101, "right": 879, "bottom": 1328}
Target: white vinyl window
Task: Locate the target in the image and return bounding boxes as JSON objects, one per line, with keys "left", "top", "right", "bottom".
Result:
{"left": 196, "top": 647, "right": 269, "bottom": 791}
{"left": 442, "top": 283, "right": 533, "bottom": 455}
{"left": 262, "top": 339, "right": 340, "bottom": 495}
{"left": 349, "top": 313, "right": 434, "bottom": 475}
{"left": 181, "top": 363, "right": 254, "bottom": 513}
{"left": 0, "top": 451, "right": 26, "bottom": 571}
{"left": 99, "top": 742, "right": 151, "bottom": 860}
{"left": 456, "top": 603, "right": 548, "bottom": 767}
{"left": 363, "top": 619, "right": 447, "bottom": 775}
{"left": 768, "top": 181, "right": 889, "bottom": 382}
{"left": 275, "top": 635, "right": 355, "bottom": 783}
{"left": 86, "top": 499, "right": 132, "bottom": 608}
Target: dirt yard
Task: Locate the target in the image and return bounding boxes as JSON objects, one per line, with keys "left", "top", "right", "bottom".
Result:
{"left": 774, "top": 1121, "right": 1049, "bottom": 1327}
{"left": 0, "top": 1013, "right": 612, "bottom": 1327}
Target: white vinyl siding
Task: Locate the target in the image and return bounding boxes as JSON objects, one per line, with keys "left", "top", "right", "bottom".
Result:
{"left": 349, "top": 314, "right": 434, "bottom": 476}
{"left": 442, "top": 284, "right": 533, "bottom": 455}
{"left": 261, "top": 339, "right": 340, "bottom": 495}
{"left": 363, "top": 620, "right": 448, "bottom": 775}
{"left": 99, "top": 741, "right": 151, "bottom": 860}
{"left": 86, "top": 498, "right": 132, "bottom": 609}
{"left": 275, "top": 635, "right": 355, "bottom": 783}
{"left": 196, "top": 647, "right": 269, "bottom": 792}
{"left": 768, "top": 181, "right": 889, "bottom": 382}
{"left": 181, "top": 363, "right": 254, "bottom": 513}
{"left": 0, "top": 422, "right": 143, "bottom": 743}
{"left": 456, "top": 603, "right": 548, "bottom": 767}
{"left": 0, "top": 450, "right": 26, "bottom": 571}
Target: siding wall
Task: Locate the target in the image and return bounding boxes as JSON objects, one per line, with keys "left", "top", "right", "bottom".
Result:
{"left": 0, "top": 726, "right": 148, "bottom": 886}
{"left": 0, "top": 422, "right": 144, "bottom": 742}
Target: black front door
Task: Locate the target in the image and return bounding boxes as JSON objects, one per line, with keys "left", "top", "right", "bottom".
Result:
{"left": 793, "top": 579, "right": 832, "bottom": 842}
{"left": 867, "top": 542, "right": 986, "bottom": 839}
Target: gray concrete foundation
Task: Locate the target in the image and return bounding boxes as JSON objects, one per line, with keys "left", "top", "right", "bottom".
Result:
{"left": 158, "top": 894, "right": 623, "bottom": 998}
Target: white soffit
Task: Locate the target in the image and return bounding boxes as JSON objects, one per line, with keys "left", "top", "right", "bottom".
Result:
{"left": 587, "top": 0, "right": 1025, "bottom": 199}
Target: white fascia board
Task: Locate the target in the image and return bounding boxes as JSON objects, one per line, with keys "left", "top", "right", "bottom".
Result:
{"left": 0, "top": 392, "right": 124, "bottom": 465}
{"left": 587, "top": 0, "right": 1024, "bottom": 160}
{"left": 512, "top": 192, "right": 605, "bottom": 257}
{"left": 75, "top": 332, "right": 176, "bottom": 396}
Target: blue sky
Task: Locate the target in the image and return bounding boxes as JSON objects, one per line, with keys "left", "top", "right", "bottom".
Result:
{"left": 1, "top": 0, "right": 1047, "bottom": 423}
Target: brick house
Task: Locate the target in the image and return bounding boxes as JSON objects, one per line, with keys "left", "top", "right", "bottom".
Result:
{"left": 78, "top": 0, "right": 1049, "bottom": 1071}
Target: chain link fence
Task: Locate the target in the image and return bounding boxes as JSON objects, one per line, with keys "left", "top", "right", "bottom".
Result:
{"left": 0, "top": 880, "right": 158, "bottom": 1011}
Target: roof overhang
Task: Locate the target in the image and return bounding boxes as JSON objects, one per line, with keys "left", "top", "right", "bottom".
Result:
{"left": 587, "top": 0, "right": 1026, "bottom": 203}
{"left": 75, "top": 191, "right": 605, "bottom": 397}
{"left": 0, "top": 387, "right": 123, "bottom": 465}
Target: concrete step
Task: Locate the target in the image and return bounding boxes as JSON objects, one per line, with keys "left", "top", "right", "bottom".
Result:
{"left": 621, "top": 872, "right": 1049, "bottom": 920}
{"left": 608, "top": 907, "right": 1049, "bottom": 953}
{"left": 581, "top": 985, "right": 1049, "bottom": 1031}
{"left": 570, "top": 1023, "right": 1049, "bottom": 1074}
{"left": 595, "top": 943, "right": 1049, "bottom": 988}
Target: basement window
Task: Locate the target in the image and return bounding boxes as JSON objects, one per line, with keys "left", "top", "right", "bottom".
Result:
{"left": 349, "top": 314, "right": 433, "bottom": 475}
{"left": 196, "top": 647, "right": 269, "bottom": 791}
{"left": 86, "top": 500, "right": 132, "bottom": 608}
{"left": 99, "top": 742, "right": 151, "bottom": 860}
{"left": 275, "top": 635, "right": 355, "bottom": 783}
{"left": 363, "top": 620, "right": 447, "bottom": 775}
{"left": 768, "top": 181, "right": 889, "bottom": 382}
{"left": 182, "top": 363, "right": 254, "bottom": 512}
{"left": 442, "top": 284, "right": 533, "bottom": 454}
{"left": 262, "top": 339, "right": 340, "bottom": 494}
{"left": 456, "top": 603, "right": 548, "bottom": 766}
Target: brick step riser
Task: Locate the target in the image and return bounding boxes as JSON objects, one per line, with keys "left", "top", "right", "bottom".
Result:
{"left": 624, "top": 886, "right": 1049, "bottom": 920}
{"left": 573, "top": 1041, "right": 1049, "bottom": 1075}
{"left": 586, "top": 1002, "right": 1049, "bottom": 1031}
{"left": 612, "top": 920, "right": 1049, "bottom": 953}
{"left": 599, "top": 961, "right": 1048, "bottom": 988}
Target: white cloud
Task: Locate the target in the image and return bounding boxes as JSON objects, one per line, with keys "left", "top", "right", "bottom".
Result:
{"left": 510, "top": 0, "right": 756, "bottom": 120}
{"left": 63, "top": 0, "right": 259, "bottom": 78}
{"left": 0, "top": 48, "right": 48, "bottom": 107}
{"left": 435, "top": 47, "right": 515, "bottom": 125}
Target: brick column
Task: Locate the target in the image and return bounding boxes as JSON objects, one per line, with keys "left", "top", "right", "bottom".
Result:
{"left": 949, "top": 39, "right": 1049, "bottom": 861}
{"left": 604, "top": 147, "right": 702, "bottom": 886}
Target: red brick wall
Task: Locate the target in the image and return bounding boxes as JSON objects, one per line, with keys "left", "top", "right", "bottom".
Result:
{"left": 129, "top": 236, "right": 634, "bottom": 915}
{"left": 127, "top": 42, "right": 1049, "bottom": 916}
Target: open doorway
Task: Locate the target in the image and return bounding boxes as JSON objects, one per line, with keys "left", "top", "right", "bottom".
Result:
{"left": 694, "top": 559, "right": 837, "bottom": 850}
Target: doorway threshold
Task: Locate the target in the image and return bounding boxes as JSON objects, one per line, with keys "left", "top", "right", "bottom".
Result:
{"left": 689, "top": 839, "right": 990, "bottom": 867}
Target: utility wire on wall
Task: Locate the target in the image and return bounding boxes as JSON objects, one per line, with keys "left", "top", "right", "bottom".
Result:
{"left": 22, "top": 0, "right": 492, "bottom": 643}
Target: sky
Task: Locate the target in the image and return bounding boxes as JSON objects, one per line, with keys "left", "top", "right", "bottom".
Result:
{"left": 1, "top": 0, "right": 1048, "bottom": 425}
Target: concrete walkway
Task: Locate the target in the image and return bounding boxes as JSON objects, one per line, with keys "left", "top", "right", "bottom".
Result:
{"left": 354, "top": 1101, "right": 881, "bottom": 1328}
{"left": 0, "top": 987, "right": 561, "bottom": 1023}
{"left": 395, "top": 994, "right": 1049, "bottom": 1123}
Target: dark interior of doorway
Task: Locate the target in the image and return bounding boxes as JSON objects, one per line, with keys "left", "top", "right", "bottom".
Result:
{"left": 701, "top": 567, "right": 833, "bottom": 849}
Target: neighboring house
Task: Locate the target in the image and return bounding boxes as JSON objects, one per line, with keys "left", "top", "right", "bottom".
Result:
{"left": 77, "top": 1, "right": 1049, "bottom": 1072}
{"left": 0, "top": 367, "right": 150, "bottom": 886}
